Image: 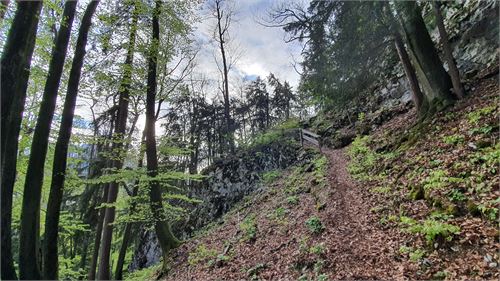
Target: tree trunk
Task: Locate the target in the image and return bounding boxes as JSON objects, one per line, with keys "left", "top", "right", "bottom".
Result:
{"left": 97, "top": 4, "right": 138, "bottom": 279}
{"left": 114, "top": 132, "right": 145, "bottom": 280}
{"left": 216, "top": 0, "right": 234, "bottom": 153}
{"left": 88, "top": 184, "right": 109, "bottom": 280}
{"left": 395, "top": 1, "right": 454, "bottom": 114}
{"left": 43, "top": 2, "right": 99, "bottom": 279}
{"left": 145, "top": 0, "right": 181, "bottom": 271}
{"left": 432, "top": 1, "right": 464, "bottom": 99}
{"left": 0, "top": 3, "right": 42, "bottom": 279}
{"left": 18, "top": 2, "right": 77, "bottom": 279}
{"left": 393, "top": 32, "right": 427, "bottom": 115}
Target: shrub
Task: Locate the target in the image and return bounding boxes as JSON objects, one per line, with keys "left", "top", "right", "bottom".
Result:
{"left": 240, "top": 214, "right": 257, "bottom": 242}
{"left": 306, "top": 216, "right": 324, "bottom": 234}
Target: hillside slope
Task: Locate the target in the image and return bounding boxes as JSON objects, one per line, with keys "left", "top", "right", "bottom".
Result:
{"left": 126, "top": 76, "right": 498, "bottom": 281}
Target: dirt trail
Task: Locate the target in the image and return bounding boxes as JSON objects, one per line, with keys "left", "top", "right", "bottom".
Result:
{"left": 321, "top": 148, "right": 405, "bottom": 280}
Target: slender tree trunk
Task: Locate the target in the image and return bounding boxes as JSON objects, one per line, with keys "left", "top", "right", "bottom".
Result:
{"left": 97, "top": 5, "right": 138, "bottom": 279}
{"left": 18, "top": 2, "right": 76, "bottom": 279}
{"left": 145, "top": 0, "right": 181, "bottom": 271}
{"left": 88, "top": 185, "right": 109, "bottom": 280}
{"left": 1, "top": 3, "right": 42, "bottom": 279}
{"left": 395, "top": 1, "right": 454, "bottom": 113}
{"left": 114, "top": 133, "right": 144, "bottom": 280}
{"left": 393, "top": 32, "right": 427, "bottom": 114}
{"left": 42, "top": 2, "right": 99, "bottom": 279}
{"left": 432, "top": 1, "right": 464, "bottom": 99}
{"left": 215, "top": 0, "right": 234, "bottom": 153}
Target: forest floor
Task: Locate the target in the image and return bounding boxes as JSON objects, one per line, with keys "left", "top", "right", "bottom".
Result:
{"left": 144, "top": 74, "right": 499, "bottom": 281}
{"left": 160, "top": 146, "right": 408, "bottom": 280}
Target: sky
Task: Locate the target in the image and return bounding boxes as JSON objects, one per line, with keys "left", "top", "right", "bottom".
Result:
{"left": 191, "top": 0, "right": 305, "bottom": 93}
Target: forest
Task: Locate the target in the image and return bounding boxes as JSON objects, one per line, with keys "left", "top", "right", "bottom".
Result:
{"left": 0, "top": 0, "right": 498, "bottom": 280}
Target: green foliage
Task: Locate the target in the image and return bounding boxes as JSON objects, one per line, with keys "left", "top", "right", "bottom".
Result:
{"left": 442, "top": 134, "right": 464, "bottom": 145}
{"left": 409, "top": 248, "right": 426, "bottom": 262}
{"left": 124, "top": 263, "right": 161, "bottom": 280}
{"left": 347, "top": 136, "right": 378, "bottom": 180}
{"left": 312, "top": 155, "right": 328, "bottom": 188}
{"left": 305, "top": 216, "right": 324, "bottom": 234}
{"left": 240, "top": 214, "right": 257, "bottom": 242}
{"left": 188, "top": 244, "right": 218, "bottom": 266}
{"left": 448, "top": 189, "right": 466, "bottom": 202}
{"left": 423, "top": 169, "right": 464, "bottom": 192}
{"left": 286, "top": 195, "right": 299, "bottom": 205}
{"left": 262, "top": 170, "right": 281, "bottom": 184}
{"left": 400, "top": 216, "right": 460, "bottom": 244}
{"left": 371, "top": 186, "right": 391, "bottom": 194}
{"left": 309, "top": 243, "right": 325, "bottom": 255}
{"left": 467, "top": 105, "right": 496, "bottom": 124}
{"left": 317, "top": 273, "right": 329, "bottom": 281}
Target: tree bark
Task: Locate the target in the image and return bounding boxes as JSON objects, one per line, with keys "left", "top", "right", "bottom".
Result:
{"left": 97, "top": 4, "right": 138, "bottom": 279}
{"left": 0, "top": 3, "right": 42, "bottom": 279}
{"left": 393, "top": 32, "right": 427, "bottom": 114}
{"left": 42, "top": 2, "right": 99, "bottom": 279}
{"left": 145, "top": 0, "right": 181, "bottom": 271}
{"left": 88, "top": 185, "right": 109, "bottom": 280}
{"left": 18, "top": 2, "right": 77, "bottom": 279}
{"left": 432, "top": 1, "right": 465, "bottom": 99}
{"left": 395, "top": 1, "right": 454, "bottom": 113}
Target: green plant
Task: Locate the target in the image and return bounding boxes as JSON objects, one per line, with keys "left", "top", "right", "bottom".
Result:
{"left": 409, "top": 248, "right": 426, "bottom": 262}
{"left": 400, "top": 217, "right": 460, "bottom": 244}
{"left": 312, "top": 155, "right": 328, "bottom": 187}
{"left": 306, "top": 216, "right": 324, "bottom": 234}
{"left": 309, "top": 243, "right": 325, "bottom": 255}
{"left": 286, "top": 195, "right": 299, "bottom": 205}
{"left": 347, "top": 136, "right": 379, "bottom": 180}
{"left": 448, "top": 189, "right": 466, "bottom": 202}
{"left": 188, "top": 244, "right": 218, "bottom": 266}
{"left": 423, "top": 169, "right": 464, "bottom": 192}
{"left": 240, "top": 214, "right": 257, "bottom": 242}
{"left": 317, "top": 273, "right": 329, "bottom": 281}
{"left": 442, "top": 134, "right": 465, "bottom": 145}
{"left": 262, "top": 170, "right": 281, "bottom": 184}
{"left": 357, "top": 112, "right": 366, "bottom": 122}
{"left": 467, "top": 105, "right": 496, "bottom": 124}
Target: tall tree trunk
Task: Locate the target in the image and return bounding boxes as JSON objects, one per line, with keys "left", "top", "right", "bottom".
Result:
{"left": 0, "top": 3, "right": 42, "bottom": 279}
{"left": 215, "top": 0, "right": 234, "bottom": 153}
{"left": 97, "top": 4, "right": 138, "bottom": 279}
{"left": 145, "top": 0, "right": 181, "bottom": 271}
{"left": 114, "top": 134, "right": 144, "bottom": 280}
{"left": 393, "top": 32, "right": 427, "bottom": 115}
{"left": 43, "top": 2, "right": 99, "bottom": 279}
{"left": 88, "top": 184, "right": 109, "bottom": 280}
{"left": 395, "top": 1, "right": 454, "bottom": 114}
{"left": 18, "top": 2, "right": 77, "bottom": 279}
{"left": 432, "top": 1, "right": 465, "bottom": 99}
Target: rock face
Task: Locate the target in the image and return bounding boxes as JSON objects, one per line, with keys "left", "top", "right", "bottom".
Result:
{"left": 129, "top": 130, "right": 302, "bottom": 271}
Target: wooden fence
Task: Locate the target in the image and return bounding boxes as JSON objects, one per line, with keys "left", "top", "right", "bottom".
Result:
{"left": 299, "top": 128, "right": 322, "bottom": 152}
